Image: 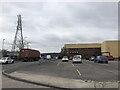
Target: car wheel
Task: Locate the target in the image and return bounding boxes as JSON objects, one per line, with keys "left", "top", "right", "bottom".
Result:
{"left": 95, "top": 60, "right": 98, "bottom": 63}
{"left": 5, "top": 61, "right": 8, "bottom": 64}
{"left": 96, "top": 60, "right": 100, "bottom": 63}
{"left": 11, "top": 61, "right": 14, "bottom": 64}
{"left": 106, "top": 61, "right": 108, "bottom": 64}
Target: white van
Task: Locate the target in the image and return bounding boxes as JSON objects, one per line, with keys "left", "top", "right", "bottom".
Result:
{"left": 46, "top": 55, "right": 51, "bottom": 60}
{"left": 72, "top": 55, "right": 82, "bottom": 63}
{"left": 62, "top": 56, "right": 69, "bottom": 62}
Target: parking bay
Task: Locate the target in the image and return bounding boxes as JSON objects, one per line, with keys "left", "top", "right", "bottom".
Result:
{"left": 16, "top": 59, "right": 118, "bottom": 82}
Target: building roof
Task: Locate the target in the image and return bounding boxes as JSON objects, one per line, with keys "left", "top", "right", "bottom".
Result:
{"left": 64, "top": 43, "right": 101, "bottom": 48}
{"left": 103, "top": 40, "right": 120, "bottom": 43}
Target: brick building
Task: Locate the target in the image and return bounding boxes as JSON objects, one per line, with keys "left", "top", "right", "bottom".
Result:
{"left": 62, "top": 40, "right": 120, "bottom": 59}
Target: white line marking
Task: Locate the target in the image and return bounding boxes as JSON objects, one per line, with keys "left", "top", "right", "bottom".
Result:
{"left": 105, "top": 70, "right": 117, "bottom": 75}
{"left": 57, "top": 62, "right": 61, "bottom": 66}
{"left": 71, "top": 63, "right": 74, "bottom": 67}
{"left": 76, "top": 69, "right": 82, "bottom": 76}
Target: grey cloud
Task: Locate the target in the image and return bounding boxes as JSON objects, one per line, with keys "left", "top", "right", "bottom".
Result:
{"left": 0, "top": 2, "right": 118, "bottom": 52}
{"left": 67, "top": 2, "right": 117, "bottom": 29}
{"left": 2, "top": 2, "right": 44, "bottom": 16}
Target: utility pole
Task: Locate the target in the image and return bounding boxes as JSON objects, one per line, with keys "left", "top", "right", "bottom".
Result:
{"left": 2, "top": 39, "right": 5, "bottom": 57}
{"left": 12, "top": 15, "right": 24, "bottom": 53}
{"left": 26, "top": 42, "right": 31, "bottom": 49}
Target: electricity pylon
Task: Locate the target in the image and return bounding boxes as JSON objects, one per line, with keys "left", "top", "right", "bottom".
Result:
{"left": 12, "top": 15, "right": 24, "bottom": 52}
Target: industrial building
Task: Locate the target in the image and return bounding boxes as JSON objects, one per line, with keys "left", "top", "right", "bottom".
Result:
{"left": 62, "top": 40, "right": 120, "bottom": 59}
{"left": 101, "top": 40, "right": 120, "bottom": 58}
{"left": 63, "top": 43, "right": 101, "bottom": 59}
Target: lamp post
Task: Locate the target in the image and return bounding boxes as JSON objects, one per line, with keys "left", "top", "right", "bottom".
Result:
{"left": 27, "top": 42, "right": 31, "bottom": 49}
{"left": 2, "top": 39, "right": 5, "bottom": 57}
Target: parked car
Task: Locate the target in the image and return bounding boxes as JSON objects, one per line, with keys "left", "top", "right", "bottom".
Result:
{"left": 72, "top": 55, "right": 82, "bottom": 63}
{"left": 94, "top": 55, "right": 108, "bottom": 64}
{"left": 106, "top": 55, "right": 114, "bottom": 61}
{"left": 46, "top": 55, "right": 51, "bottom": 60}
{"left": 69, "top": 56, "right": 73, "bottom": 60}
{"left": 0, "top": 57, "right": 14, "bottom": 64}
{"left": 62, "top": 56, "right": 69, "bottom": 62}
{"left": 86, "top": 57, "right": 89, "bottom": 60}
{"left": 89, "top": 56, "right": 96, "bottom": 61}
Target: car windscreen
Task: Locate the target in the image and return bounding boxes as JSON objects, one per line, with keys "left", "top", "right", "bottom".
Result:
{"left": 73, "top": 56, "right": 81, "bottom": 59}
{"left": 63, "top": 56, "right": 68, "bottom": 58}
{"left": 100, "top": 56, "right": 107, "bottom": 60}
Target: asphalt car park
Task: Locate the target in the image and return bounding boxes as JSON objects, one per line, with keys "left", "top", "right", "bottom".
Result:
{"left": 8, "top": 59, "right": 118, "bottom": 82}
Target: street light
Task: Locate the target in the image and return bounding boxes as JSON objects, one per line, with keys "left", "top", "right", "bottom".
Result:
{"left": 2, "top": 39, "right": 5, "bottom": 57}
{"left": 23, "top": 37, "right": 31, "bottom": 48}
{"left": 27, "top": 42, "right": 31, "bottom": 49}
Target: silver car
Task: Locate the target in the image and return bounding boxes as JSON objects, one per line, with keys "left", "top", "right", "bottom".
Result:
{"left": 62, "top": 56, "right": 69, "bottom": 62}
{"left": 72, "top": 55, "right": 82, "bottom": 63}
{"left": 0, "top": 57, "right": 14, "bottom": 64}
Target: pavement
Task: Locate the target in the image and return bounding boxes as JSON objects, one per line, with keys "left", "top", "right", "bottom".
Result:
{"left": 3, "top": 70, "right": 119, "bottom": 89}
{"left": 2, "top": 75, "right": 48, "bottom": 88}
{"left": 2, "top": 60, "right": 119, "bottom": 89}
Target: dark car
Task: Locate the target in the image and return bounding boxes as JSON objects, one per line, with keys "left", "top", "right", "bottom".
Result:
{"left": 94, "top": 55, "right": 108, "bottom": 64}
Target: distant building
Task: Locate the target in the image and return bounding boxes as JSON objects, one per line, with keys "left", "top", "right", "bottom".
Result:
{"left": 62, "top": 40, "right": 120, "bottom": 59}
{"left": 63, "top": 43, "right": 101, "bottom": 59}
{"left": 101, "top": 40, "right": 120, "bottom": 58}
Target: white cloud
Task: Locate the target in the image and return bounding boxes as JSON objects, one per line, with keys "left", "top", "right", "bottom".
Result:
{"left": 0, "top": 2, "right": 118, "bottom": 53}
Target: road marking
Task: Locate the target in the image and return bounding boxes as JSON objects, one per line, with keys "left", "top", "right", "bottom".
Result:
{"left": 76, "top": 69, "right": 82, "bottom": 76}
{"left": 71, "top": 63, "right": 74, "bottom": 67}
{"left": 105, "top": 70, "right": 117, "bottom": 75}
{"left": 57, "top": 62, "right": 61, "bottom": 66}
{"left": 107, "top": 70, "right": 115, "bottom": 73}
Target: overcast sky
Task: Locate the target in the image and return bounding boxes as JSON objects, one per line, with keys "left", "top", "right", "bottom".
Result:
{"left": 0, "top": 2, "right": 118, "bottom": 53}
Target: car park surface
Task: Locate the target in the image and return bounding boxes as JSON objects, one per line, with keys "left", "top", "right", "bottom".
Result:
{"left": 3, "top": 59, "right": 117, "bottom": 82}
{"left": 2, "top": 58, "right": 118, "bottom": 89}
